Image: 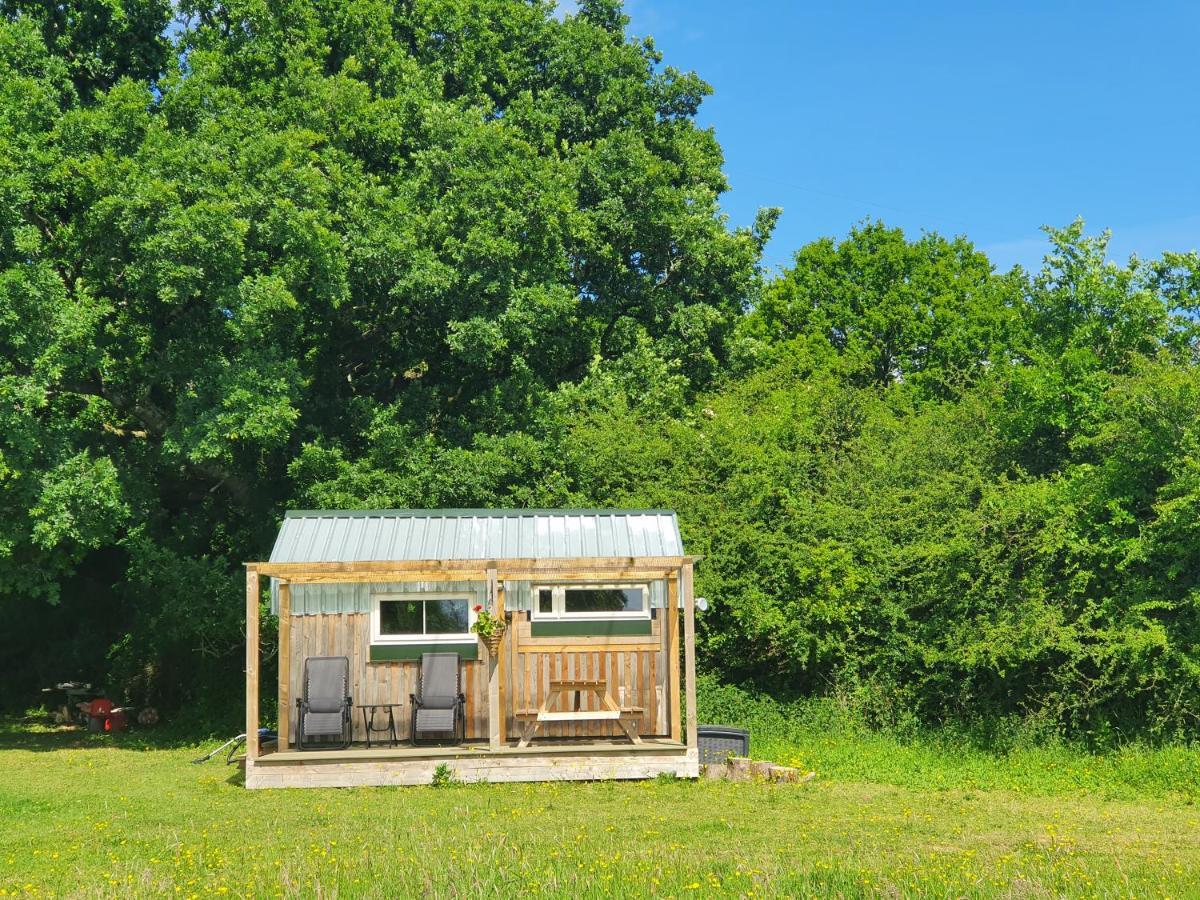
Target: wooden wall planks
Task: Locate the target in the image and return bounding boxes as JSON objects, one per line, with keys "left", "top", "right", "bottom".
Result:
{"left": 287, "top": 613, "right": 487, "bottom": 744}
{"left": 284, "top": 609, "right": 672, "bottom": 745}
{"left": 501, "top": 611, "right": 669, "bottom": 738}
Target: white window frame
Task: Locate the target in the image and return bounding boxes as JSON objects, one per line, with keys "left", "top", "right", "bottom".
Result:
{"left": 370, "top": 592, "right": 477, "bottom": 645}
{"left": 530, "top": 583, "right": 650, "bottom": 621}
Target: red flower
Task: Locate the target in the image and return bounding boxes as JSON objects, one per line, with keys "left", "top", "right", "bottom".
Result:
{"left": 473, "top": 604, "right": 483, "bottom": 612}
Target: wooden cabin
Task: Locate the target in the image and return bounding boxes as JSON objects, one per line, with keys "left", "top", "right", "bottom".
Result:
{"left": 244, "top": 509, "right": 701, "bottom": 788}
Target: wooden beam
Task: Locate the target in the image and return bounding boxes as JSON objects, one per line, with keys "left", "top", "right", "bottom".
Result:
{"left": 251, "top": 556, "right": 700, "bottom": 578}
{"left": 280, "top": 571, "right": 486, "bottom": 584}
{"left": 274, "top": 567, "right": 681, "bottom": 584}
{"left": 681, "top": 562, "right": 698, "bottom": 751}
{"left": 484, "top": 571, "right": 499, "bottom": 753}
{"left": 246, "top": 744, "right": 693, "bottom": 788}
{"left": 246, "top": 566, "right": 260, "bottom": 762}
{"left": 667, "top": 571, "right": 681, "bottom": 743}
{"left": 277, "top": 581, "right": 291, "bottom": 751}
{"left": 518, "top": 641, "right": 660, "bottom": 654}
{"left": 515, "top": 568, "right": 681, "bottom": 582}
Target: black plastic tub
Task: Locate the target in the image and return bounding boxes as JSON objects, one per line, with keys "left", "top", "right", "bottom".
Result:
{"left": 697, "top": 725, "right": 750, "bottom": 764}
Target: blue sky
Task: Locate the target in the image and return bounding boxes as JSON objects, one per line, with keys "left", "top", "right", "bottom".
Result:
{"left": 605, "top": 1, "right": 1200, "bottom": 273}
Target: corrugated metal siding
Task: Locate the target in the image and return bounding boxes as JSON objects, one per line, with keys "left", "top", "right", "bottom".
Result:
{"left": 502, "top": 579, "right": 668, "bottom": 612}
{"left": 504, "top": 580, "right": 532, "bottom": 612}
{"left": 271, "top": 580, "right": 488, "bottom": 616}
{"left": 650, "top": 579, "right": 667, "bottom": 609}
{"left": 272, "top": 578, "right": 666, "bottom": 616}
{"left": 268, "top": 509, "right": 684, "bottom": 564}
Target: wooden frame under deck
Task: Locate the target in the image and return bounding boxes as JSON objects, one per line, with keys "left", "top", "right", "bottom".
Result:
{"left": 244, "top": 555, "right": 701, "bottom": 788}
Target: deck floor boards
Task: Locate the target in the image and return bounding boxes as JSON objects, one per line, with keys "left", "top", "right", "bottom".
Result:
{"left": 259, "top": 737, "right": 685, "bottom": 765}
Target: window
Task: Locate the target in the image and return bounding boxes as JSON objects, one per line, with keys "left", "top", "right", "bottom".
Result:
{"left": 531, "top": 584, "right": 649, "bottom": 620}
{"left": 371, "top": 593, "right": 475, "bottom": 644}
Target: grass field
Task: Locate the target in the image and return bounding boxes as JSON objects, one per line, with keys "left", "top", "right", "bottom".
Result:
{"left": 3, "top": 717, "right": 1200, "bottom": 898}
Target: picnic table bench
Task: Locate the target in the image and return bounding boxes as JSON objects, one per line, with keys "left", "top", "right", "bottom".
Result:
{"left": 515, "top": 679, "right": 643, "bottom": 748}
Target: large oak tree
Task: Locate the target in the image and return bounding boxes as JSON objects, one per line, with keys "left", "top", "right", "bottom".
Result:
{"left": 0, "top": 0, "right": 773, "bottom": 707}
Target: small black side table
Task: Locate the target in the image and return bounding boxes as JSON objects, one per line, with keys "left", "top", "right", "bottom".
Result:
{"left": 356, "top": 703, "right": 402, "bottom": 748}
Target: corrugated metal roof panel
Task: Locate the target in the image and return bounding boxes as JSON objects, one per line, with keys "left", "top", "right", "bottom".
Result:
{"left": 269, "top": 509, "right": 684, "bottom": 563}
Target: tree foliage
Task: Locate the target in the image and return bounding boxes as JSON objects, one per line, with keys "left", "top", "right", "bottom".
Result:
{"left": 0, "top": 0, "right": 170, "bottom": 98}
{"left": 745, "top": 221, "right": 1012, "bottom": 396}
{"left": 0, "top": 0, "right": 772, "bottom": 709}
{"left": 553, "top": 223, "right": 1200, "bottom": 740}
{"left": 3, "top": 1, "right": 1200, "bottom": 742}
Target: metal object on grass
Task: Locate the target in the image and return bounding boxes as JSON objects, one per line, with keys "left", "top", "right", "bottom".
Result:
{"left": 192, "top": 729, "right": 278, "bottom": 765}
{"left": 697, "top": 725, "right": 750, "bottom": 764}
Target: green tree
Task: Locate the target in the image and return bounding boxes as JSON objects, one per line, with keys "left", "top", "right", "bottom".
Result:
{"left": 998, "top": 221, "right": 1200, "bottom": 475}
{"left": 0, "top": 0, "right": 171, "bottom": 99}
{"left": 556, "top": 222, "right": 1200, "bottom": 739}
{"left": 0, "top": 0, "right": 773, "bottom": 709}
{"left": 744, "top": 221, "right": 1014, "bottom": 397}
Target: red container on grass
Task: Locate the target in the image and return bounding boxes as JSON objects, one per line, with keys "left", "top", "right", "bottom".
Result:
{"left": 87, "top": 698, "right": 115, "bottom": 733}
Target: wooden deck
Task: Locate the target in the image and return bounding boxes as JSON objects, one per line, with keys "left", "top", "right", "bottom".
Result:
{"left": 247, "top": 739, "right": 697, "bottom": 788}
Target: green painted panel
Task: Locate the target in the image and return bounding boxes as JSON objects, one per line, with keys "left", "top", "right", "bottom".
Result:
{"left": 369, "top": 642, "right": 479, "bottom": 662}
{"left": 529, "top": 619, "right": 653, "bottom": 637}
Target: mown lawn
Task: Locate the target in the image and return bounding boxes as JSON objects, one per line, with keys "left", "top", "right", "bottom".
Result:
{"left": 2, "top": 723, "right": 1200, "bottom": 898}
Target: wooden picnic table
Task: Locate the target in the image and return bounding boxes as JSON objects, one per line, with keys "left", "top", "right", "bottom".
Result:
{"left": 515, "top": 678, "right": 642, "bottom": 748}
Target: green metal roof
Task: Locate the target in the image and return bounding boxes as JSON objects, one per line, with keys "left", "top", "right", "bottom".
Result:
{"left": 282, "top": 508, "right": 677, "bottom": 518}
{"left": 269, "top": 509, "right": 684, "bottom": 563}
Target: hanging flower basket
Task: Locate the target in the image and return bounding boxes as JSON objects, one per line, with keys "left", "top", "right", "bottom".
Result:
{"left": 471, "top": 605, "right": 506, "bottom": 657}
{"left": 482, "top": 627, "right": 505, "bottom": 656}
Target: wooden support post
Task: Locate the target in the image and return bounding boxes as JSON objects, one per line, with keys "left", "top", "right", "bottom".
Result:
{"left": 496, "top": 576, "right": 507, "bottom": 745}
{"left": 667, "top": 571, "right": 681, "bottom": 743}
{"left": 276, "top": 581, "right": 291, "bottom": 750}
{"left": 681, "top": 562, "right": 698, "bottom": 751}
{"left": 245, "top": 566, "right": 260, "bottom": 761}
{"left": 484, "top": 566, "right": 499, "bottom": 748}
{"left": 507, "top": 595, "right": 520, "bottom": 744}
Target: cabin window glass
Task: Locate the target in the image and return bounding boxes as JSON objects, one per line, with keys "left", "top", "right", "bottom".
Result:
{"left": 424, "top": 598, "right": 470, "bottom": 633}
{"left": 531, "top": 584, "right": 649, "bottom": 620}
{"left": 564, "top": 587, "right": 644, "bottom": 615}
{"left": 379, "top": 599, "right": 423, "bottom": 635}
{"left": 372, "top": 594, "right": 475, "bottom": 643}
